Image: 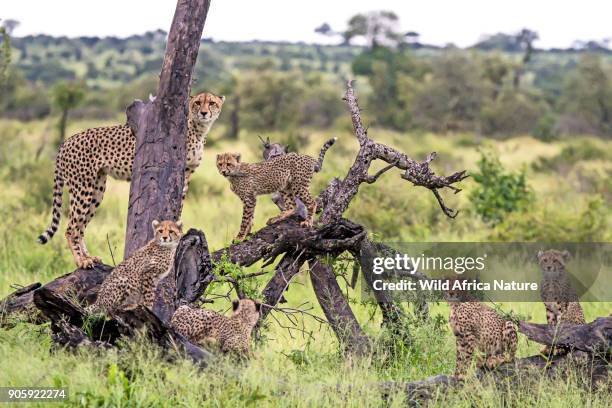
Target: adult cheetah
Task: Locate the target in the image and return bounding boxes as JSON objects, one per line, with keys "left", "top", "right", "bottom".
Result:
{"left": 38, "top": 92, "right": 223, "bottom": 268}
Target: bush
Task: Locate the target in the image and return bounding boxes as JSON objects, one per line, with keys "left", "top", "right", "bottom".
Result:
{"left": 492, "top": 196, "right": 610, "bottom": 242}
{"left": 533, "top": 140, "right": 609, "bottom": 173}
{"left": 470, "top": 149, "right": 532, "bottom": 225}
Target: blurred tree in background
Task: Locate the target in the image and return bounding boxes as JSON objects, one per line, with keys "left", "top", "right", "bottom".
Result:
{"left": 51, "top": 81, "right": 85, "bottom": 146}
{"left": 1, "top": 12, "right": 612, "bottom": 139}
{"left": 556, "top": 55, "right": 612, "bottom": 136}
{"left": 0, "top": 19, "right": 15, "bottom": 84}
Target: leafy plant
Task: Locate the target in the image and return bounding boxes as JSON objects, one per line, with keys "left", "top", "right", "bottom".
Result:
{"left": 470, "top": 149, "right": 532, "bottom": 225}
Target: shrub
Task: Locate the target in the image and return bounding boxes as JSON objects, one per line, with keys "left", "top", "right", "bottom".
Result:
{"left": 492, "top": 196, "right": 610, "bottom": 242}
{"left": 533, "top": 140, "right": 609, "bottom": 173}
{"left": 470, "top": 149, "right": 532, "bottom": 225}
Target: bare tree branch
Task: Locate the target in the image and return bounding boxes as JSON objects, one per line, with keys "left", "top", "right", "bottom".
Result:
{"left": 319, "top": 80, "right": 468, "bottom": 222}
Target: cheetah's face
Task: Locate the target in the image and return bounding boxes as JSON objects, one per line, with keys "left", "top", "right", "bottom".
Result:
{"left": 232, "top": 298, "right": 261, "bottom": 327}
{"left": 537, "top": 249, "right": 570, "bottom": 276}
{"left": 189, "top": 92, "right": 225, "bottom": 125}
{"left": 216, "top": 152, "right": 242, "bottom": 177}
{"left": 152, "top": 220, "right": 183, "bottom": 247}
{"left": 443, "top": 277, "right": 472, "bottom": 302}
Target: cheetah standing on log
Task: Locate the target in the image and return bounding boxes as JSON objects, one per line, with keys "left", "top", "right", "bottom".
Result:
{"left": 170, "top": 298, "right": 261, "bottom": 357}
{"left": 444, "top": 278, "right": 517, "bottom": 379}
{"left": 88, "top": 220, "right": 182, "bottom": 314}
{"left": 38, "top": 93, "right": 223, "bottom": 268}
{"left": 216, "top": 137, "right": 336, "bottom": 241}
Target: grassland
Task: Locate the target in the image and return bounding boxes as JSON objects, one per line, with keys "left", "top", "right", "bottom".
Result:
{"left": 0, "top": 117, "right": 610, "bottom": 407}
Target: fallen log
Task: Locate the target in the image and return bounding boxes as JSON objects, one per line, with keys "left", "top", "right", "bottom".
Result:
{"left": 33, "top": 286, "right": 212, "bottom": 365}
{"left": 0, "top": 264, "right": 112, "bottom": 325}
{"left": 519, "top": 317, "right": 612, "bottom": 354}
{"left": 380, "top": 317, "right": 612, "bottom": 403}
{"left": 382, "top": 351, "right": 610, "bottom": 404}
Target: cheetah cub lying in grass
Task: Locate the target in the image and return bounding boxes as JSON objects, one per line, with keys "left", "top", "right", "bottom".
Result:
{"left": 38, "top": 92, "right": 223, "bottom": 268}
{"left": 88, "top": 220, "right": 183, "bottom": 314}
{"left": 216, "top": 137, "right": 336, "bottom": 241}
{"left": 444, "top": 277, "right": 517, "bottom": 379}
{"left": 170, "top": 299, "right": 261, "bottom": 357}
{"left": 537, "top": 249, "right": 585, "bottom": 354}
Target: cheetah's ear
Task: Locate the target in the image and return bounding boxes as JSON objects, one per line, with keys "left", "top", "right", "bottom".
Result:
{"left": 233, "top": 153, "right": 241, "bottom": 162}
{"left": 220, "top": 95, "right": 226, "bottom": 103}
{"left": 232, "top": 299, "right": 240, "bottom": 311}
{"left": 152, "top": 220, "right": 160, "bottom": 229}
{"left": 176, "top": 220, "right": 183, "bottom": 230}
{"left": 536, "top": 250, "right": 543, "bottom": 260}
{"left": 254, "top": 301, "right": 262, "bottom": 312}
{"left": 561, "top": 250, "right": 571, "bottom": 263}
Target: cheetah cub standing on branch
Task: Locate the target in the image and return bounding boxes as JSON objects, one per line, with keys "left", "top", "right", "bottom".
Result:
{"left": 216, "top": 137, "right": 336, "bottom": 241}
{"left": 170, "top": 299, "right": 261, "bottom": 357}
{"left": 444, "top": 278, "right": 517, "bottom": 379}
{"left": 38, "top": 93, "right": 223, "bottom": 269}
{"left": 87, "top": 220, "right": 183, "bottom": 314}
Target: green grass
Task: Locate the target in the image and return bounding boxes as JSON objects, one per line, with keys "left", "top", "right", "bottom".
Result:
{"left": 0, "top": 118, "right": 610, "bottom": 407}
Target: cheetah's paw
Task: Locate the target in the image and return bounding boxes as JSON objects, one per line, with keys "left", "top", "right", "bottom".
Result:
{"left": 77, "top": 256, "right": 97, "bottom": 269}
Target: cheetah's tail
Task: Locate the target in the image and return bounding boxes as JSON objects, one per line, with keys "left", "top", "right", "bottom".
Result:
{"left": 37, "top": 169, "right": 64, "bottom": 244}
{"left": 313, "top": 137, "right": 337, "bottom": 172}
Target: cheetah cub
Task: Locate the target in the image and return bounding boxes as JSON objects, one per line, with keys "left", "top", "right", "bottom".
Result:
{"left": 170, "top": 298, "right": 261, "bottom": 357}
{"left": 88, "top": 220, "right": 183, "bottom": 314}
{"left": 216, "top": 137, "right": 336, "bottom": 241}
{"left": 444, "top": 278, "right": 517, "bottom": 379}
{"left": 537, "top": 249, "right": 586, "bottom": 354}
{"left": 38, "top": 93, "right": 223, "bottom": 269}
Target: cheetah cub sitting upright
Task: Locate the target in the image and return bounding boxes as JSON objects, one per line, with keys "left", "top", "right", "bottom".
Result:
{"left": 537, "top": 249, "right": 586, "bottom": 354}
{"left": 38, "top": 92, "right": 223, "bottom": 269}
{"left": 444, "top": 277, "right": 517, "bottom": 379}
{"left": 170, "top": 298, "right": 261, "bottom": 357}
{"left": 88, "top": 220, "right": 183, "bottom": 314}
{"left": 216, "top": 137, "right": 336, "bottom": 241}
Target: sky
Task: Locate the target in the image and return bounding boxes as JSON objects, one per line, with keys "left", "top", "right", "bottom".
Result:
{"left": 1, "top": 0, "right": 611, "bottom": 48}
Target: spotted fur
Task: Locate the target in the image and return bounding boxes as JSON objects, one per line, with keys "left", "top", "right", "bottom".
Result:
{"left": 87, "top": 220, "right": 183, "bottom": 314}
{"left": 38, "top": 92, "right": 223, "bottom": 268}
{"left": 445, "top": 278, "right": 517, "bottom": 379}
{"left": 170, "top": 299, "right": 261, "bottom": 357}
{"left": 217, "top": 138, "right": 336, "bottom": 241}
{"left": 537, "top": 249, "right": 586, "bottom": 354}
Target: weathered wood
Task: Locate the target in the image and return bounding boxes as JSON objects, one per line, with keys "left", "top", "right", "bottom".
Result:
{"left": 319, "top": 81, "right": 468, "bottom": 223}
{"left": 153, "top": 228, "right": 214, "bottom": 324}
{"left": 124, "top": 0, "right": 211, "bottom": 258}
{"left": 32, "top": 286, "right": 212, "bottom": 365}
{"left": 210, "top": 216, "right": 365, "bottom": 267}
{"left": 259, "top": 252, "right": 306, "bottom": 321}
{"left": 309, "top": 260, "right": 370, "bottom": 355}
{"left": 519, "top": 317, "right": 612, "bottom": 353}
{"left": 0, "top": 265, "right": 111, "bottom": 325}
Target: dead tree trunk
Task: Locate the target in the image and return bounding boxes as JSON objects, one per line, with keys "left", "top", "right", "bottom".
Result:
{"left": 124, "top": 0, "right": 211, "bottom": 257}
{"left": 309, "top": 260, "right": 370, "bottom": 354}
